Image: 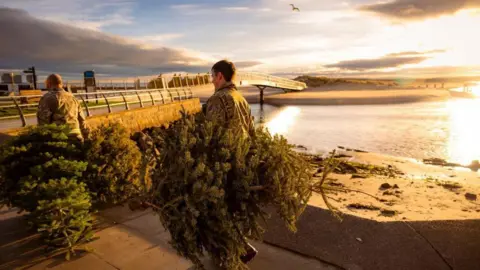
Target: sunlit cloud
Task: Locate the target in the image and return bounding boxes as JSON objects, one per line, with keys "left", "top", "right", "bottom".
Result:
{"left": 0, "top": 0, "right": 135, "bottom": 31}
{"left": 359, "top": 0, "right": 480, "bottom": 21}
{"left": 221, "top": 6, "right": 250, "bottom": 12}
{"left": 170, "top": 4, "right": 200, "bottom": 9}
{"left": 324, "top": 50, "right": 447, "bottom": 71}
{"left": 131, "top": 34, "right": 185, "bottom": 47}
{"left": 326, "top": 56, "right": 429, "bottom": 71}
{"left": 0, "top": 7, "right": 209, "bottom": 75}
{"left": 1, "top": 0, "right": 480, "bottom": 77}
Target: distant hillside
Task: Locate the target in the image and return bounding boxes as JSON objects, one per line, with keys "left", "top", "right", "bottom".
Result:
{"left": 293, "top": 75, "right": 398, "bottom": 87}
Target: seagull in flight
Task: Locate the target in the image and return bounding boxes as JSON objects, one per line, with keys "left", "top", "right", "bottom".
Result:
{"left": 290, "top": 4, "right": 300, "bottom": 12}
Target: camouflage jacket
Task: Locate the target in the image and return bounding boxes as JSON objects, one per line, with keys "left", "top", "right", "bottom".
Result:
{"left": 204, "top": 82, "right": 255, "bottom": 137}
{"left": 37, "top": 88, "right": 88, "bottom": 137}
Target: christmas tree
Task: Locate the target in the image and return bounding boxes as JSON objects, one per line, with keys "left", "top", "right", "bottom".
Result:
{"left": 84, "top": 123, "right": 142, "bottom": 204}
{"left": 0, "top": 124, "right": 94, "bottom": 259}
{"left": 138, "top": 111, "right": 314, "bottom": 269}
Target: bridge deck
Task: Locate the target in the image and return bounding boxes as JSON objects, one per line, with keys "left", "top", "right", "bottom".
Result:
{"left": 236, "top": 72, "right": 306, "bottom": 91}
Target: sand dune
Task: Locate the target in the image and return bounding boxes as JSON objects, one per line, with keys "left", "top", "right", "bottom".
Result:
{"left": 265, "top": 87, "right": 451, "bottom": 106}
{"left": 191, "top": 83, "right": 452, "bottom": 106}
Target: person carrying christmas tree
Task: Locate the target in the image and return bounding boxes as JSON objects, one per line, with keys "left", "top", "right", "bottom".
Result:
{"left": 37, "top": 74, "right": 89, "bottom": 142}
{"left": 204, "top": 60, "right": 258, "bottom": 263}
{"left": 204, "top": 60, "right": 255, "bottom": 138}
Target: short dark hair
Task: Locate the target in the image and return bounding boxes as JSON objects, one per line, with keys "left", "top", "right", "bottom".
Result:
{"left": 46, "top": 74, "right": 62, "bottom": 86}
{"left": 211, "top": 60, "right": 236, "bottom": 82}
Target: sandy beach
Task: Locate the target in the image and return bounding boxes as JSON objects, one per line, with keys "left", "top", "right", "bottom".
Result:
{"left": 302, "top": 147, "right": 480, "bottom": 222}
{"left": 191, "top": 83, "right": 453, "bottom": 106}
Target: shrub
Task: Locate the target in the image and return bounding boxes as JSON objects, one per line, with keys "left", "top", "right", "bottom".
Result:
{"left": 142, "top": 111, "right": 313, "bottom": 269}
{"left": 84, "top": 123, "right": 142, "bottom": 204}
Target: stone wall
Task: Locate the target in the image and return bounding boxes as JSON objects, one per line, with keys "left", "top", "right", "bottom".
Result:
{"left": 86, "top": 98, "right": 201, "bottom": 133}
{"left": 0, "top": 98, "right": 201, "bottom": 142}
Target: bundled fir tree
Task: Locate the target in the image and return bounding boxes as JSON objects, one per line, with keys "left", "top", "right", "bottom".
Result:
{"left": 84, "top": 123, "right": 142, "bottom": 204}
{"left": 0, "top": 124, "right": 94, "bottom": 259}
{"left": 139, "top": 111, "right": 314, "bottom": 269}
{"left": 27, "top": 178, "right": 94, "bottom": 259}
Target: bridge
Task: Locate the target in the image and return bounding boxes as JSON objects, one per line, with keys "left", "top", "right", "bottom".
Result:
{"left": 236, "top": 72, "right": 306, "bottom": 105}
{"left": 0, "top": 71, "right": 306, "bottom": 131}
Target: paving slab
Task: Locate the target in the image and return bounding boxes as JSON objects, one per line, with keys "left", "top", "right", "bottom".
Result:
{"left": 122, "top": 211, "right": 165, "bottom": 236}
{"left": 409, "top": 219, "right": 480, "bottom": 270}
{"left": 191, "top": 240, "right": 338, "bottom": 270}
{"left": 262, "top": 205, "right": 452, "bottom": 270}
{"left": 6, "top": 204, "right": 476, "bottom": 270}
{"left": 0, "top": 207, "right": 44, "bottom": 270}
{"left": 248, "top": 241, "right": 338, "bottom": 270}
{"left": 27, "top": 253, "right": 117, "bottom": 270}
{"left": 97, "top": 204, "right": 151, "bottom": 224}
{"left": 120, "top": 245, "right": 192, "bottom": 270}
{"left": 87, "top": 224, "right": 161, "bottom": 268}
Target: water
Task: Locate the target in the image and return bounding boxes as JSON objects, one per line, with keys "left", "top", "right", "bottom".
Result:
{"left": 252, "top": 98, "right": 480, "bottom": 165}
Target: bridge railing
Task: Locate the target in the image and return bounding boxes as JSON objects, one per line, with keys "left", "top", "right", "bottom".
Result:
{"left": 0, "top": 87, "right": 194, "bottom": 127}
{"left": 0, "top": 71, "right": 306, "bottom": 127}
{"left": 235, "top": 72, "right": 307, "bottom": 90}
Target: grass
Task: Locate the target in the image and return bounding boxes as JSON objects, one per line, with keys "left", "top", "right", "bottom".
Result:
{"left": 0, "top": 101, "right": 129, "bottom": 118}
{"left": 0, "top": 107, "right": 38, "bottom": 118}
{"left": 293, "top": 75, "right": 399, "bottom": 88}
{"left": 423, "top": 177, "right": 463, "bottom": 191}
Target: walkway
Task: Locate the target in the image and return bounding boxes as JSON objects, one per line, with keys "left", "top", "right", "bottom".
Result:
{"left": 2, "top": 202, "right": 480, "bottom": 270}
{"left": 0, "top": 205, "right": 336, "bottom": 270}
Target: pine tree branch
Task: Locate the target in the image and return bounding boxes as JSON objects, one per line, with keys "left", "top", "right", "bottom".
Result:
{"left": 249, "top": 186, "right": 266, "bottom": 191}
{"left": 321, "top": 186, "right": 380, "bottom": 201}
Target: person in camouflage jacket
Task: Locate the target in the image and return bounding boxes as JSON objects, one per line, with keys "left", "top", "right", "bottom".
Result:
{"left": 204, "top": 60, "right": 255, "bottom": 138}
{"left": 203, "top": 60, "right": 258, "bottom": 264}
{"left": 37, "top": 74, "right": 89, "bottom": 141}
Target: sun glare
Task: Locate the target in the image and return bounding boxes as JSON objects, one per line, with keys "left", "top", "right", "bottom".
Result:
{"left": 446, "top": 98, "right": 480, "bottom": 165}
{"left": 471, "top": 84, "right": 480, "bottom": 97}
{"left": 265, "top": 107, "right": 301, "bottom": 136}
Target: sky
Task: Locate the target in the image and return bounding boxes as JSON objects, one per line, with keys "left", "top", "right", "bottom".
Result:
{"left": 1, "top": 0, "right": 480, "bottom": 79}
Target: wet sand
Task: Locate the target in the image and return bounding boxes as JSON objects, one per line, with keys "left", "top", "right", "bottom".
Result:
{"left": 303, "top": 147, "right": 480, "bottom": 222}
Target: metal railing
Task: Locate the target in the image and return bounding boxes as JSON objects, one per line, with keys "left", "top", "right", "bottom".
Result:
{"left": 0, "top": 71, "right": 306, "bottom": 128}
{"left": 236, "top": 72, "right": 307, "bottom": 91}
{"left": 0, "top": 87, "right": 194, "bottom": 127}
{"left": 0, "top": 72, "right": 305, "bottom": 92}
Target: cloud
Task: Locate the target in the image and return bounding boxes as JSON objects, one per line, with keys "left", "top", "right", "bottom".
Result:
{"left": 234, "top": 61, "right": 264, "bottom": 68}
{"left": 386, "top": 49, "right": 446, "bottom": 57}
{"left": 272, "top": 65, "right": 480, "bottom": 79}
{"left": 1, "top": 0, "right": 135, "bottom": 31}
{"left": 221, "top": 7, "right": 250, "bottom": 12}
{"left": 325, "top": 52, "right": 432, "bottom": 70}
{"left": 131, "top": 34, "right": 185, "bottom": 45}
{"left": 0, "top": 7, "right": 261, "bottom": 77}
{"left": 170, "top": 4, "right": 200, "bottom": 10}
{"left": 359, "top": 0, "right": 480, "bottom": 21}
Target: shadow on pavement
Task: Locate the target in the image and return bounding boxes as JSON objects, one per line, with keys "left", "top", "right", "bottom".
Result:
{"left": 262, "top": 204, "right": 480, "bottom": 270}
{"left": 2, "top": 203, "right": 479, "bottom": 270}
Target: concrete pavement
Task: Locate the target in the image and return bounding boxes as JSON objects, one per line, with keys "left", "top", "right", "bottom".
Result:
{"left": 0, "top": 205, "right": 337, "bottom": 270}
{"left": 262, "top": 205, "right": 480, "bottom": 270}
{"left": 2, "top": 203, "right": 480, "bottom": 270}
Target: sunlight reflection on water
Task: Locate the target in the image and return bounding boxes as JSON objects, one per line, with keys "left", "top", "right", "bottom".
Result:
{"left": 255, "top": 98, "right": 480, "bottom": 165}
{"left": 446, "top": 98, "right": 480, "bottom": 165}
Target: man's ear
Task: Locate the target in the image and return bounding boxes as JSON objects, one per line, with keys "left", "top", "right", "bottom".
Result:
{"left": 218, "top": 72, "right": 225, "bottom": 81}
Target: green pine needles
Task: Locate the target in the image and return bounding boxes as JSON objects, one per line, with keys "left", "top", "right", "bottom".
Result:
{"left": 143, "top": 111, "right": 314, "bottom": 269}
{"left": 0, "top": 109, "right": 341, "bottom": 268}
{"left": 0, "top": 124, "right": 94, "bottom": 259}
{"left": 84, "top": 123, "right": 142, "bottom": 204}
